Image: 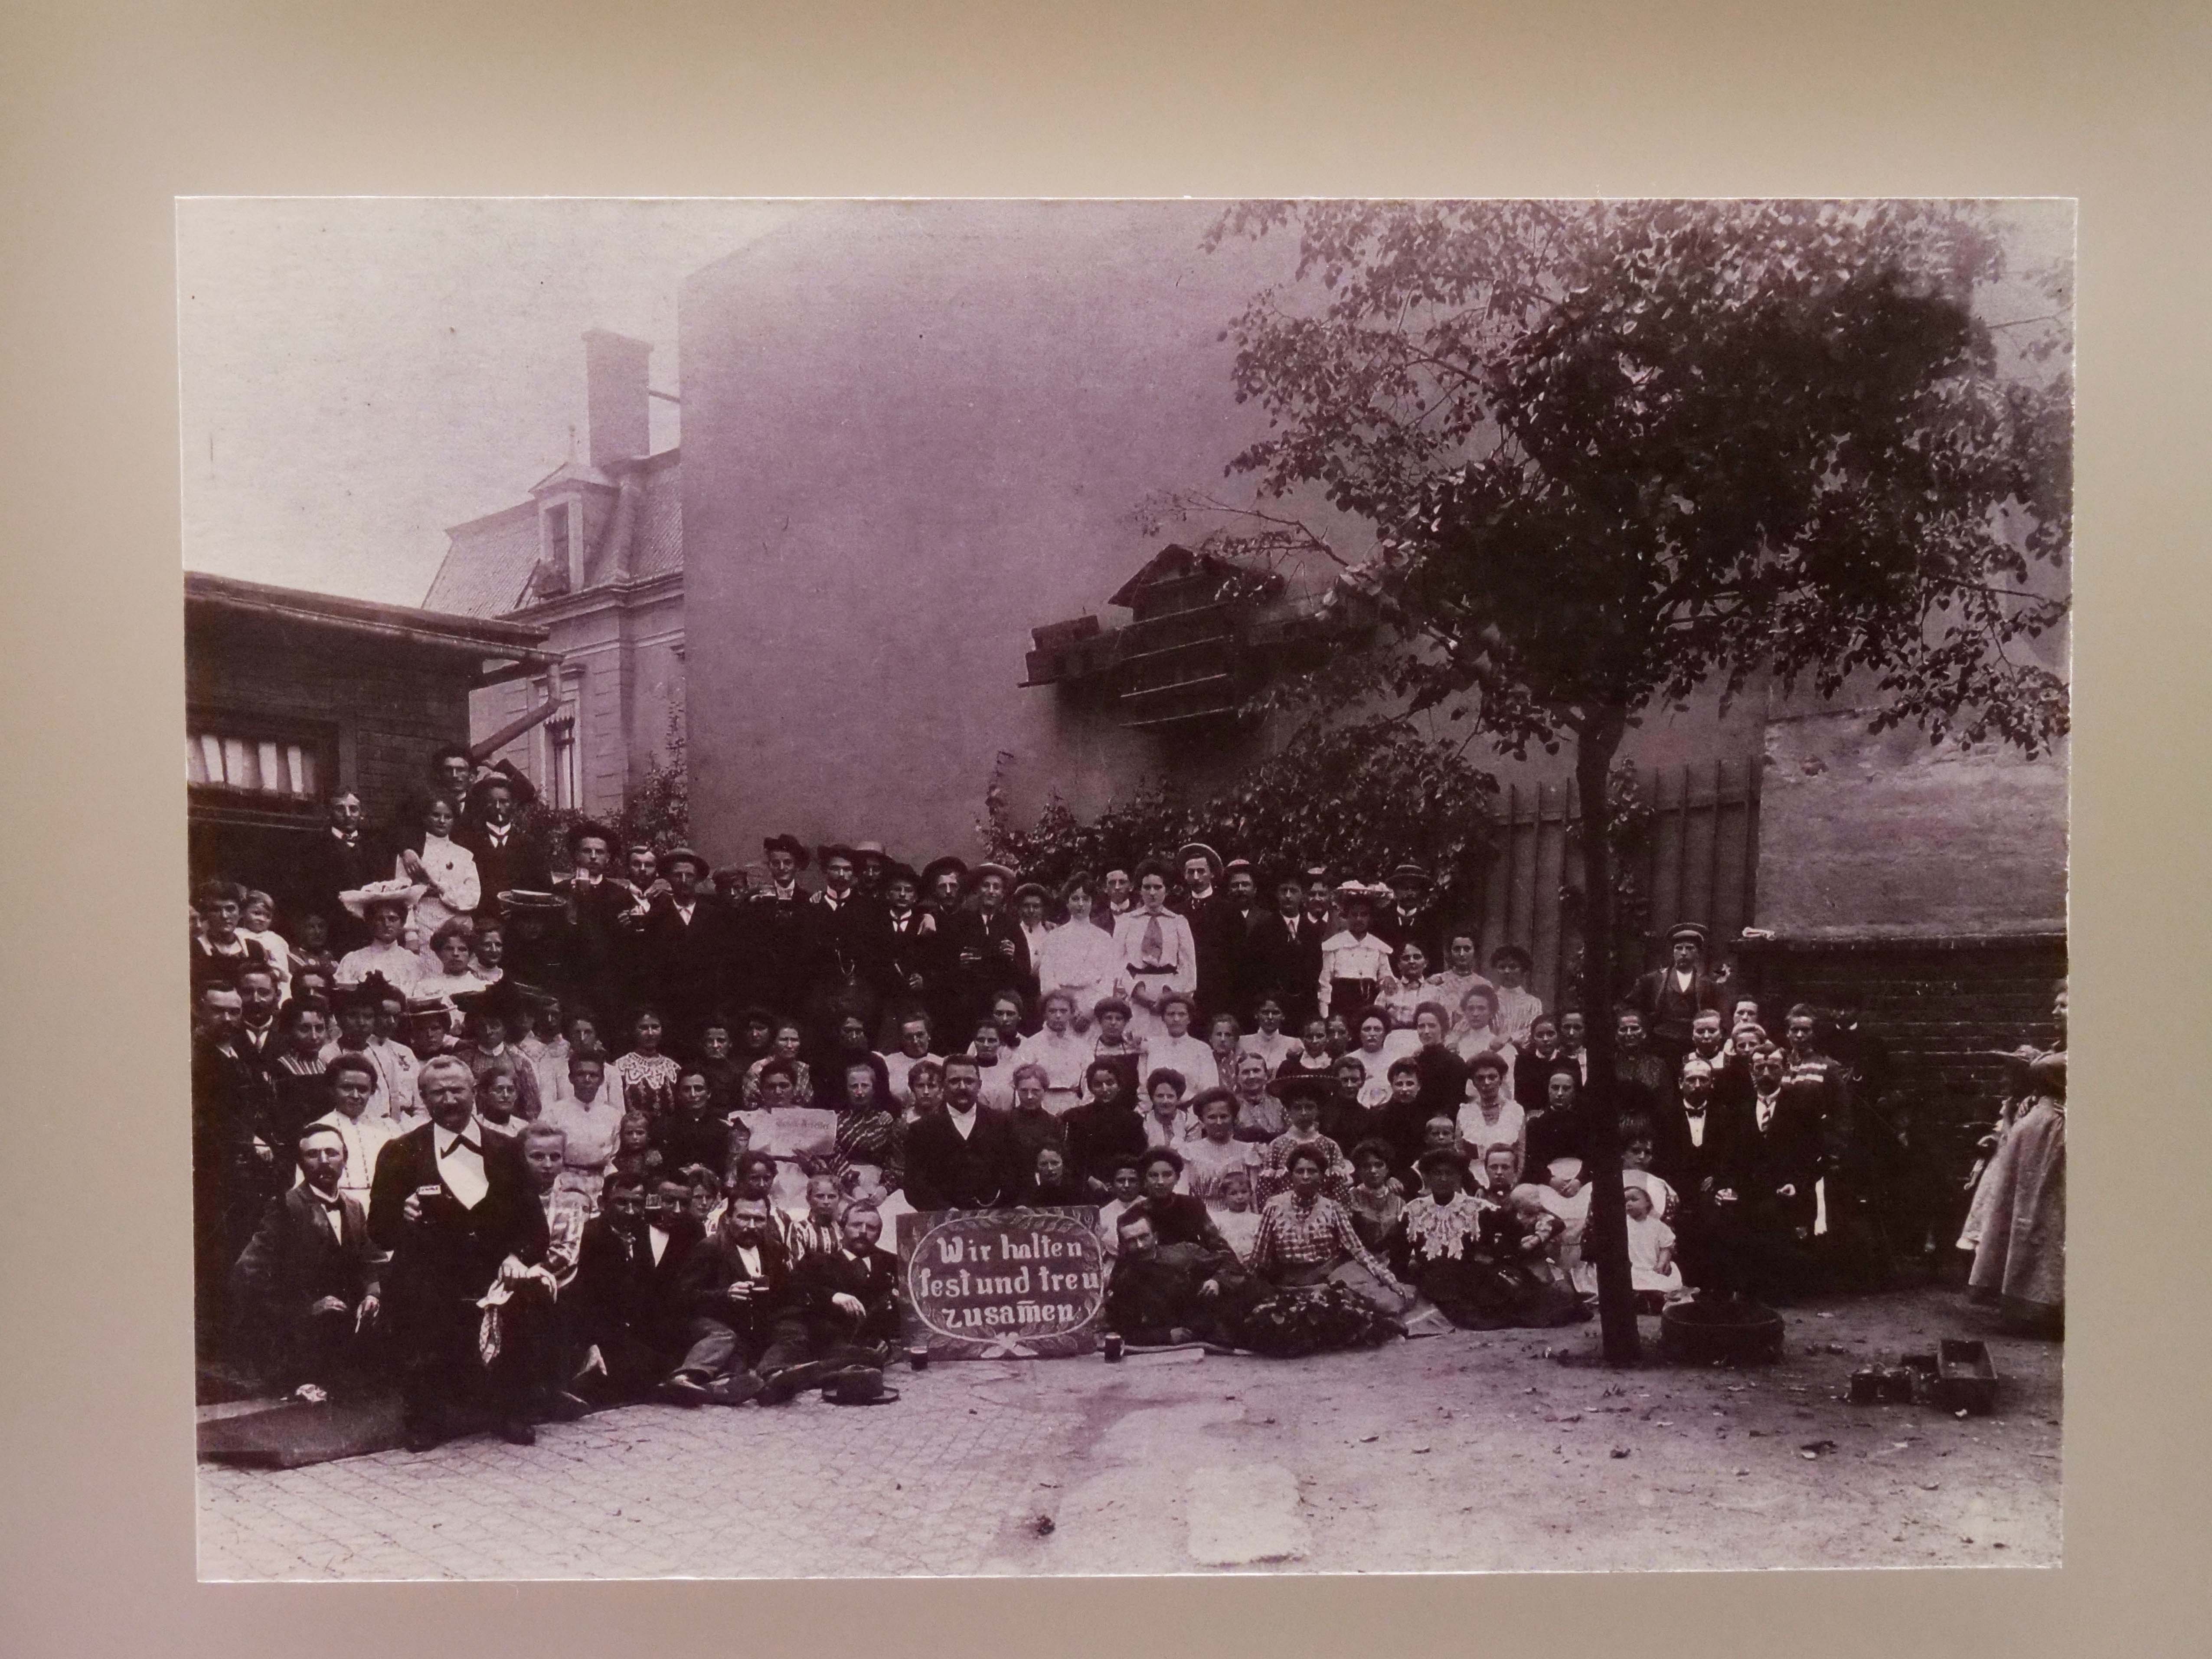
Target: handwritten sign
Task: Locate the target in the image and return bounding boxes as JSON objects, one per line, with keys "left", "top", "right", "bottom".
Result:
{"left": 895, "top": 1207, "right": 1106, "bottom": 1360}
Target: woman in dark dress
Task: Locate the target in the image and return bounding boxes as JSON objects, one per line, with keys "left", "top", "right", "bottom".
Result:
{"left": 1388, "top": 1150, "right": 1587, "bottom": 1330}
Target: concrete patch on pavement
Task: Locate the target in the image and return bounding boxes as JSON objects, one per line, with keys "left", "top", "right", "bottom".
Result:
{"left": 1187, "top": 1464, "right": 1309, "bottom": 1567}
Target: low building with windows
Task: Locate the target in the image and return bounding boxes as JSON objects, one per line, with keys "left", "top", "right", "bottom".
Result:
{"left": 424, "top": 329, "right": 685, "bottom": 825}
{"left": 185, "top": 571, "right": 553, "bottom": 881}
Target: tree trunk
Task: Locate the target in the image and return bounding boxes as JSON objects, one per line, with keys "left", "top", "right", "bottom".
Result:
{"left": 1575, "top": 714, "right": 1640, "bottom": 1365}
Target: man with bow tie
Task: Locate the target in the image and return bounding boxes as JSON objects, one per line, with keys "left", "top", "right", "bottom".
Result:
{"left": 370, "top": 1055, "right": 549, "bottom": 1450}
{"left": 230, "top": 1125, "right": 382, "bottom": 1402}
{"left": 1650, "top": 1057, "right": 1751, "bottom": 1291}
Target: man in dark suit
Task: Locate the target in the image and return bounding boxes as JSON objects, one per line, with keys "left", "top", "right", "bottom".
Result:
{"left": 193, "top": 978, "right": 282, "bottom": 1357}
{"left": 675, "top": 1194, "right": 793, "bottom": 1403}
{"left": 1648, "top": 1056, "right": 1753, "bottom": 1291}
{"left": 1175, "top": 843, "right": 1239, "bottom": 1022}
{"left": 1721, "top": 1043, "right": 1825, "bottom": 1303}
{"left": 901, "top": 1054, "right": 1021, "bottom": 1211}
{"left": 870, "top": 861, "right": 935, "bottom": 1015}
{"left": 568, "top": 1173, "right": 725, "bottom": 1404}
{"left": 800, "top": 843, "right": 886, "bottom": 1047}
{"left": 937, "top": 864, "right": 1031, "bottom": 1045}
{"left": 229, "top": 1125, "right": 382, "bottom": 1398}
{"left": 1373, "top": 863, "right": 1445, "bottom": 971}
{"left": 1241, "top": 870, "right": 1326, "bottom": 1029}
{"left": 758, "top": 1202, "right": 903, "bottom": 1403}
{"left": 627, "top": 847, "right": 729, "bottom": 1047}
{"left": 559, "top": 820, "right": 635, "bottom": 1024}
{"left": 288, "top": 791, "right": 388, "bottom": 951}
{"left": 369, "top": 1055, "right": 550, "bottom": 1449}
{"left": 456, "top": 769, "right": 552, "bottom": 906}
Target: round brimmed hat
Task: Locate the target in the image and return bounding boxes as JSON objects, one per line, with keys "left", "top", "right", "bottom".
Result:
{"left": 339, "top": 878, "right": 427, "bottom": 918}
{"left": 815, "top": 842, "right": 859, "bottom": 867}
{"left": 1175, "top": 841, "right": 1223, "bottom": 874}
{"left": 761, "top": 834, "right": 812, "bottom": 868}
{"left": 919, "top": 855, "right": 969, "bottom": 888}
{"left": 852, "top": 840, "right": 887, "bottom": 860}
{"left": 660, "top": 846, "right": 710, "bottom": 879}
{"left": 452, "top": 978, "right": 530, "bottom": 1026}
{"left": 1666, "top": 922, "right": 1711, "bottom": 949}
{"left": 967, "top": 861, "right": 1018, "bottom": 889}
{"left": 821, "top": 1367, "right": 899, "bottom": 1406}
{"left": 1389, "top": 862, "right": 1434, "bottom": 888}
{"left": 1222, "top": 856, "right": 1255, "bottom": 878}
{"left": 1276, "top": 1073, "right": 1335, "bottom": 1107}
{"left": 1335, "top": 878, "right": 1386, "bottom": 903}
{"left": 497, "top": 888, "right": 565, "bottom": 914}
{"left": 881, "top": 861, "right": 921, "bottom": 889}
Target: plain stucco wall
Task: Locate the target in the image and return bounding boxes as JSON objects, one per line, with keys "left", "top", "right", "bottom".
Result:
{"left": 1756, "top": 709, "right": 2069, "bottom": 938}
{"left": 679, "top": 201, "right": 1321, "bottom": 865}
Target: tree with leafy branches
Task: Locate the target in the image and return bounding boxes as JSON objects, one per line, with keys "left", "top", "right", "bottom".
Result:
{"left": 1168, "top": 200, "right": 2071, "bottom": 1363}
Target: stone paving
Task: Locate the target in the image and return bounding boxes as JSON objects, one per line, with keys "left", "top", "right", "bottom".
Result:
{"left": 199, "top": 1289, "right": 2064, "bottom": 1580}
{"left": 199, "top": 1362, "right": 1078, "bottom": 1580}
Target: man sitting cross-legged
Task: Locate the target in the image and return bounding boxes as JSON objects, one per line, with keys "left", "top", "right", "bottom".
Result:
{"left": 229, "top": 1124, "right": 382, "bottom": 1402}
{"left": 669, "top": 1194, "right": 793, "bottom": 1405}
{"left": 568, "top": 1174, "right": 721, "bottom": 1407}
{"left": 757, "top": 1201, "right": 903, "bottom": 1405}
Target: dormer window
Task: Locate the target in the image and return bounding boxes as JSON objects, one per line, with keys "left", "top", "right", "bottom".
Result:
{"left": 543, "top": 499, "right": 578, "bottom": 589}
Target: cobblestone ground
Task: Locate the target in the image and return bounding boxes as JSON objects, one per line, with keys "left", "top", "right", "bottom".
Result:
{"left": 199, "top": 1288, "right": 2063, "bottom": 1579}
{"left": 199, "top": 1364, "right": 1080, "bottom": 1580}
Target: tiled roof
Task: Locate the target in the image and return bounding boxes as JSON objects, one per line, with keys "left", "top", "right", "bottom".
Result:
{"left": 422, "top": 501, "right": 540, "bottom": 618}
{"left": 632, "top": 454, "right": 683, "bottom": 579}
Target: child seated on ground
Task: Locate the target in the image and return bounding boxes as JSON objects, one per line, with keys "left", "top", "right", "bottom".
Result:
{"left": 1240, "top": 996, "right": 1304, "bottom": 1075}
{"left": 1621, "top": 1134, "right": 1677, "bottom": 1224}
{"left": 1507, "top": 1184, "right": 1573, "bottom": 1289}
{"left": 1622, "top": 1182, "right": 1685, "bottom": 1306}
{"left": 1346, "top": 1137, "right": 1405, "bottom": 1252}
{"left": 1211, "top": 1168, "right": 1261, "bottom": 1265}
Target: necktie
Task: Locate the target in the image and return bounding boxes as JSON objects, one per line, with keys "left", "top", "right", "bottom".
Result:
{"left": 445, "top": 1135, "right": 481, "bottom": 1157}
{"left": 1142, "top": 913, "right": 1163, "bottom": 963}
{"left": 1683, "top": 1106, "right": 1706, "bottom": 1119}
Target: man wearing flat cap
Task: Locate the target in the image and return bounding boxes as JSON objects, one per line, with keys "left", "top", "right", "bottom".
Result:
{"left": 1630, "top": 922, "right": 1727, "bottom": 1069}
{"left": 803, "top": 844, "right": 884, "bottom": 1045}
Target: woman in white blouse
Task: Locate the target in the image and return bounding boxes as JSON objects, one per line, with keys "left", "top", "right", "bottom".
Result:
{"left": 1034, "top": 875, "right": 1120, "bottom": 1034}
{"left": 1111, "top": 861, "right": 1197, "bottom": 1051}
{"left": 396, "top": 794, "right": 480, "bottom": 943}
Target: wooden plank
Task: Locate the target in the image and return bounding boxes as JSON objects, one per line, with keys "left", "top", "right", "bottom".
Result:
{"left": 1501, "top": 782, "right": 1519, "bottom": 953}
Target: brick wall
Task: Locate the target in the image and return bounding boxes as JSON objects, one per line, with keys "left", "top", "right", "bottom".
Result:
{"left": 1736, "top": 932, "right": 2067, "bottom": 1144}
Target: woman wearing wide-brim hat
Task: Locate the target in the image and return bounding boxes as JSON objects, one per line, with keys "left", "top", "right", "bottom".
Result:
{"left": 333, "top": 880, "right": 431, "bottom": 995}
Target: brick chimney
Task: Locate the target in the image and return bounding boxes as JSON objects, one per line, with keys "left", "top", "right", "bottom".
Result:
{"left": 582, "top": 328, "right": 652, "bottom": 472}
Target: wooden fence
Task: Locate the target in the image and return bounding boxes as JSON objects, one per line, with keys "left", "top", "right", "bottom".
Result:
{"left": 1458, "top": 758, "right": 1763, "bottom": 1009}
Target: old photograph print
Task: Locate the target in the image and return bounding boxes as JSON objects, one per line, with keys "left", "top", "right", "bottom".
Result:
{"left": 181, "top": 197, "right": 2071, "bottom": 1578}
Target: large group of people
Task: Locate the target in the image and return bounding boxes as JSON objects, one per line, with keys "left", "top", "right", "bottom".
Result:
{"left": 192, "top": 746, "right": 2064, "bottom": 1453}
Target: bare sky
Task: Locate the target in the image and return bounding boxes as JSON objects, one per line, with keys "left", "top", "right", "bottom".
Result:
{"left": 177, "top": 199, "right": 800, "bottom": 605}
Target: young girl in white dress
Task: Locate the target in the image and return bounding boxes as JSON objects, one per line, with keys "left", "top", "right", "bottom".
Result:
{"left": 395, "top": 794, "right": 480, "bottom": 945}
